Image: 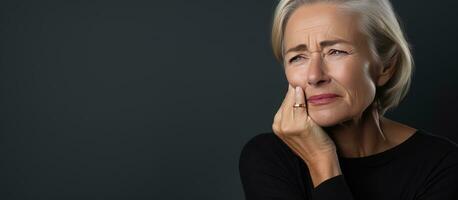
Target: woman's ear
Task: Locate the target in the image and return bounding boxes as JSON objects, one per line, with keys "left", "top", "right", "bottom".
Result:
{"left": 376, "top": 52, "right": 398, "bottom": 87}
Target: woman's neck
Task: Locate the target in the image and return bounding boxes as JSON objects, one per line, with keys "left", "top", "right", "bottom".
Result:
{"left": 324, "top": 107, "right": 393, "bottom": 158}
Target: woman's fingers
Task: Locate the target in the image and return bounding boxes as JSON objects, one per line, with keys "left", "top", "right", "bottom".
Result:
{"left": 273, "top": 84, "right": 293, "bottom": 133}
{"left": 279, "top": 85, "right": 294, "bottom": 114}
{"left": 274, "top": 84, "right": 311, "bottom": 135}
{"left": 281, "top": 84, "right": 296, "bottom": 123}
{"left": 294, "top": 86, "right": 308, "bottom": 118}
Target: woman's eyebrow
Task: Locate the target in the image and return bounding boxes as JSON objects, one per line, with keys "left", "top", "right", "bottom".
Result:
{"left": 285, "top": 44, "right": 307, "bottom": 55}
{"left": 285, "top": 39, "right": 352, "bottom": 54}
{"left": 320, "top": 39, "right": 352, "bottom": 48}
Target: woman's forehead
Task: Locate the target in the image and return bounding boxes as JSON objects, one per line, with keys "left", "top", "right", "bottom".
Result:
{"left": 284, "top": 4, "right": 362, "bottom": 48}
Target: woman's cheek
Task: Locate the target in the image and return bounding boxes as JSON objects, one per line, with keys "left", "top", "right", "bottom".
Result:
{"left": 285, "top": 67, "right": 308, "bottom": 87}
{"left": 351, "top": 73, "right": 377, "bottom": 113}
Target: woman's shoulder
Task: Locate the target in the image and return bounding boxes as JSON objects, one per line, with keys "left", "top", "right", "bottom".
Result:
{"left": 413, "top": 129, "right": 458, "bottom": 161}
{"left": 241, "top": 132, "right": 280, "bottom": 149}
{"left": 385, "top": 118, "right": 458, "bottom": 162}
{"left": 238, "top": 132, "right": 302, "bottom": 184}
{"left": 393, "top": 129, "right": 458, "bottom": 181}
{"left": 409, "top": 130, "right": 458, "bottom": 193}
{"left": 240, "top": 132, "right": 283, "bottom": 157}
{"left": 239, "top": 132, "right": 298, "bottom": 164}
{"left": 414, "top": 129, "right": 458, "bottom": 153}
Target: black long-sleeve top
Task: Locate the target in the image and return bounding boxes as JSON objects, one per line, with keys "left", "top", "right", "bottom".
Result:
{"left": 239, "top": 129, "right": 458, "bottom": 200}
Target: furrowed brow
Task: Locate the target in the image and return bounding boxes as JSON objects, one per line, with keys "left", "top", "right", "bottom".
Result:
{"left": 285, "top": 44, "right": 307, "bottom": 55}
{"left": 284, "top": 39, "right": 351, "bottom": 55}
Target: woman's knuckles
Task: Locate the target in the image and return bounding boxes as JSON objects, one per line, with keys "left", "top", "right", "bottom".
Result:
{"left": 272, "top": 124, "right": 280, "bottom": 134}
{"left": 278, "top": 125, "right": 310, "bottom": 136}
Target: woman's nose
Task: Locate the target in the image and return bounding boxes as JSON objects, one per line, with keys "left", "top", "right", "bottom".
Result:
{"left": 307, "top": 54, "right": 330, "bottom": 86}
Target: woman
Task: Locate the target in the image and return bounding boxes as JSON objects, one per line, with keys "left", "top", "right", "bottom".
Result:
{"left": 239, "top": 0, "right": 458, "bottom": 199}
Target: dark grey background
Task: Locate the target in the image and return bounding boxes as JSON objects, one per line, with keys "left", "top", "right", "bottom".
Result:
{"left": 0, "top": 0, "right": 457, "bottom": 199}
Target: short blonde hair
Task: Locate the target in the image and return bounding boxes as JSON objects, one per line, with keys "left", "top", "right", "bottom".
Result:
{"left": 271, "top": 0, "right": 414, "bottom": 116}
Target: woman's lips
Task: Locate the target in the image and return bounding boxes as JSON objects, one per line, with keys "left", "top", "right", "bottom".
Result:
{"left": 307, "top": 94, "right": 340, "bottom": 105}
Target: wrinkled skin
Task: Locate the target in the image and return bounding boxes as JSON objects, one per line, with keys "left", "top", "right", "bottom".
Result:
{"left": 271, "top": 2, "right": 408, "bottom": 187}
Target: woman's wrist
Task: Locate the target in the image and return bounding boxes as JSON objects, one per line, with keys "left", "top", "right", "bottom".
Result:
{"left": 305, "top": 152, "right": 342, "bottom": 188}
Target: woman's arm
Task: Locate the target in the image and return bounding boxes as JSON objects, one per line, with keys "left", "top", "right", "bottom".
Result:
{"left": 239, "top": 133, "right": 305, "bottom": 200}
{"left": 239, "top": 133, "right": 355, "bottom": 200}
{"left": 308, "top": 155, "right": 354, "bottom": 199}
{"left": 306, "top": 151, "right": 342, "bottom": 187}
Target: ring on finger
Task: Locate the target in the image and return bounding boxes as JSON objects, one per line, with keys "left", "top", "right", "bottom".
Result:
{"left": 293, "top": 103, "right": 306, "bottom": 108}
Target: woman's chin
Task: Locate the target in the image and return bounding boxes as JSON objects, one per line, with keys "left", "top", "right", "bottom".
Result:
{"left": 312, "top": 118, "right": 339, "bottom": 127}
{"left": 309, "top": 112, "right": 344, "bottom": 127}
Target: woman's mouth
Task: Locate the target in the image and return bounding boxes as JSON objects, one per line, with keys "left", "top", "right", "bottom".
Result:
{"left": 307, "top": 94, "right": 340, "bottom": 105}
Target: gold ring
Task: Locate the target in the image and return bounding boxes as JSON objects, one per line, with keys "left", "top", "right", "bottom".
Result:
{"left": 293, "top": 103, "right": 306, "bottom": 108}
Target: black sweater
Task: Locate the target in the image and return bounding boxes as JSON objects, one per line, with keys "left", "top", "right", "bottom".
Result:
{"left": 239, "top": 129, "right": 458, "bottom": 200}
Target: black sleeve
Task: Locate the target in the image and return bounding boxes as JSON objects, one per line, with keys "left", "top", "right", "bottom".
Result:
{"left": 415, "top": 149, "right": 458, "bottom": 200}
{"left": 239, "top": 134, "right": 305, "bottom": 200}
{"left": 311, "top": 175, "right": 354, "bottom": 200}
{"left": 238, "top": 133, "right": 355, "bottom": 200}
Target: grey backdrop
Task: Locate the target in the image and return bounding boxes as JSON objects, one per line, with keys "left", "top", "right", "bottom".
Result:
{"left": 1, "top": 0, "right": 457, "bottom": 199}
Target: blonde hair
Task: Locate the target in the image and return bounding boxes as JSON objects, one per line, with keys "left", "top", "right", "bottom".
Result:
{"left": 271, "top": 0, "right": 414, "bottom": 116}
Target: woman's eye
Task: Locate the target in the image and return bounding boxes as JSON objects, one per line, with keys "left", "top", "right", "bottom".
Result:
{"left": 288, "top": 55, "right": 306, "bottom": 63}
{"left": 329, "top": 49, "right": 348, "bottom": 56}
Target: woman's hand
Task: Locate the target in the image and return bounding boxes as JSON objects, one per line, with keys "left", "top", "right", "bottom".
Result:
{"left": 272, "top": 84, "right": 337, "bottom": 165}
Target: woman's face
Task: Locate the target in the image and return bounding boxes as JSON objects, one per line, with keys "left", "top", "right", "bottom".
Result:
{"left": 283, "top": 3, "right": 380, "bottom": 127}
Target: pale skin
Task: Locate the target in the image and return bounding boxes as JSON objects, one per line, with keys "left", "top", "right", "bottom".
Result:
{"left": 272, "top": 3, "right": 417, "bottom": 188}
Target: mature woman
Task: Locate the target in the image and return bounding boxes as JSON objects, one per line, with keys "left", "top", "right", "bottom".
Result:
{"left": 239, "top": 0, "right": 458, "bottom": 199}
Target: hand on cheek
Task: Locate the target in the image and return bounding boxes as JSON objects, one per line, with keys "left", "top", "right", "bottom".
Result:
{"left": 272, "top": 84, "right": 338, "bottom": 164}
